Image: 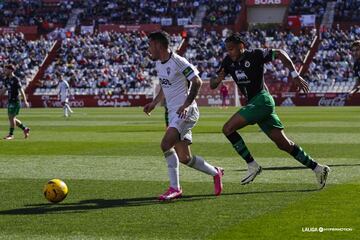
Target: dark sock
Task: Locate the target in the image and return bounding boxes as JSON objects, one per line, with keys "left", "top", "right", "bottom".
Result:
{"left": 17, "top": 123, "right": 26, "bottom": 130}
{"left": 291, "top": 144, "right": 317, "bottom": 170}
{"left": 226, "top": 132, "right": 255, "bottom": 163}
{"left": 9, "top": 128, "right": 14, "bottom": 135}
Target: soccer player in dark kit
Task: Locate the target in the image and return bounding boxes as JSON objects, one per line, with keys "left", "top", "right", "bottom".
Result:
{"left": 0, "top": 64, "right": 30, "bottom": 140}
{"left": 210, "top": 33, "right": 330, "bottom": 189}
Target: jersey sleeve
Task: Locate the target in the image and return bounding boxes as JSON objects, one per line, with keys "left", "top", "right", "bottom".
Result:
{"left": 255, "top": 48, "right": 275, "bottom": 64}
{"left": 15, "top": 77, "right": 22, "bottom": 89}
{"left": 217, "top": 55, "right": 231, "bottom": 76}
{"left": 175, "top": 56, "right": 200, "bottom": 81}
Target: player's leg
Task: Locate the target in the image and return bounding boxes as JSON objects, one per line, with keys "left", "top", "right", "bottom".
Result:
{"left": 65, "top": 98, "right": 73, "bottom": 114}
{"left": 266, "top": 128, "right": 330, "bottom": 189}
{"left": 4, "top": 114, "right": 16, "bottom": 140}
{"left": 222, "top": 111, "right": 262, "bottom": 185}
{"left": 223, "top": 91, "right": 275, "bottom": 184}
{"left": 158, "top": 127, "right": 182, "bottom": 200}
{"left": 15, "top": 118, "right": 30, "bottom": 139}
{"left": 175, "top": 141, "right": 224, "bottom": 196}
{"left": 14, "top": 102, "right": 30, "bottom": 139}
{"left": 4, "top": 102, "right": 20, "bottom": 140}
{"left": 62, "top": 101, "right": 68, "bottom": 117}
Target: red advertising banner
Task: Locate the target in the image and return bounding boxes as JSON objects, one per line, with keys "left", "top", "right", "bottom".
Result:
{"left": 288, "top": 16, "right": 301, "bottom": 29}
{"left": 1, "top": 92, "right": 360, "bottom": 108}
{"left": 197, "top": 81, "right": 360, "bottom": 106}
{"left": 16, "top": 26, "right": 38, "bottom": 34}
{"left": 274, "top": 92, "right": 360, "bottom": 106}
{"left": 0, "top": 26, "right": 37, "bottom": 34}
{"left": 99, "top": 24, "right": 161, "bottom": 33}
{"left": 197, "top": 81, "right": 238, "bottom": 106}
{"left": 24, "top": 94, "right": 152, "bottom": 108}
{"left": 0, "top": 27, "right": 16, "bottom": 34}
{"left": 246, "top": 0, "right": 290, "bottom": 6}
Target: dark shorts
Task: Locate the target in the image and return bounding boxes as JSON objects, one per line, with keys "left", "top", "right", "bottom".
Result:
{"left": 238, "top": 90, "right": 284, "bottom": 134}
{"left": 8, "top": 101, "right": 20, "bottom": 116}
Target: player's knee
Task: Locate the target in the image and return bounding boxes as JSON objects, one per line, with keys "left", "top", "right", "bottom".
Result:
{"left": 178, "top": 154, "right": 191, "bottom": 164}
{"left": 222, "top": 123, "right": 233, "bottom": 136}
{"left": 160, "top": 142, "right": 172, "bottom": 152}
{"left": 276, "top": 141, "right": 292, "bottom": 153}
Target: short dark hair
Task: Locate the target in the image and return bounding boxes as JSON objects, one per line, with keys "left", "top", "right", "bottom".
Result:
{"left": 4, "top": 64, "right": 15, "bottom": 71}
{"left": 351, "top": 40, "right": 360, "bottom": 49}
{"left": 225, "top": 32, "right": 246, "bottom": 46}
{"left": 148, "top": 31, "right": 170, "bottom": 47}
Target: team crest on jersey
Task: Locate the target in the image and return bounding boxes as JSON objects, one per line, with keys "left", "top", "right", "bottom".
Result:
{"left": 244, "top": 61, "right": 250, "bottom": 68}
{"left": 166, "top": 67, "right": 171, "bottom": 76}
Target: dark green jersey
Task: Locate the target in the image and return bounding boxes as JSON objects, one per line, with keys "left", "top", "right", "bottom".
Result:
{"left": 220, "top": 48, "right": 274, "bottom": 101}
{"left": 3, "top": 75, "right": 22, "bottom": 103}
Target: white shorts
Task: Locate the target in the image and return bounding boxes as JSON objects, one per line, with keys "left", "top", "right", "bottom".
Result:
{"left": 60, "top": 96, "right": 69, "bottom": 104}
{"left": 168, "top": 105, "right": 199, "bottom": 143}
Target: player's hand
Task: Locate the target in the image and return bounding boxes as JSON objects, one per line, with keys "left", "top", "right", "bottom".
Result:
{"left": 217, "top": 68, "right": 225, "bottom": 82}
{"left": 210, "top": 69, "right": 225, "bottom": 89}
{"left": 293, "top": 76, "right": 309, "bottom": 93}
{"left": 348, "top": 86, "right": 360, "bottom": 99}
{"left": 24, "top": 101, "right": 30, "bottom": 108}
{"left": 176, "top": 104, "right": 189, "bottom": 119}
{"left": 143, "top": 102, "right": 156, "bottom": 116}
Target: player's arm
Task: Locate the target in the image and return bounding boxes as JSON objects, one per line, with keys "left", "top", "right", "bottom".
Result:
{"left": 20, "top": 88, "right": 29, "bottom": 108}
{"left": 143, "top": 87, "right": 164, "bottom": 116}
{"left": 210, "top": 68, "right": 226, "bottom": 89}
{"left": 176, "top": 76, "right": 202, "bottom": 118}
{"left": 349, "top": 78, "right": 360, "bottom": 95}
{"left": 183, "top": 76, "right": 202, "bottom": 107}
{"left": 273, "top": 49, "right": 309, "bottom": 93}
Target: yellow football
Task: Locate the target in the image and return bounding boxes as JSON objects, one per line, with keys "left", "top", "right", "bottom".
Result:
{"left": 43, "top": 179, "right": 68, "bottom": 203}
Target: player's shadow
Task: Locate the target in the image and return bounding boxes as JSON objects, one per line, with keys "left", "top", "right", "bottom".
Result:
{"left": 0, "top": 187, "right": 319, "bottom": 215}
{"left": 235, "top": 163, "right": 360, "bottom": 172}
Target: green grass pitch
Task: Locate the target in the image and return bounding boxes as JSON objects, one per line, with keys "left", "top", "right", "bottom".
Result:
{"left": 0, "top": 106, "right": 359, "bottom": 240}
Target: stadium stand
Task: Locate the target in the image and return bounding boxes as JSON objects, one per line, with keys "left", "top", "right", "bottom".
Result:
{"left": 289, "top": 0, "right": 327, "bottom": 23}
{"left": 334, "top": 0, "right": 360, "bottom": 22}
{"left": 0, "top": 0, "right": 75, "bottom": 28}
{"left": 203, "top": 0, "right": 241, "bottom": 25}
{"left": 79, "top": 0, "right": 201, "bottom": 26}
{"left": 0, "top": 33, "right": 54, "bottom": 86}
{"left": 34, "top": 31, "right": 183, "bottom": 96}
{"left": 304, "top": 27, "right": 360, "bottom": 93}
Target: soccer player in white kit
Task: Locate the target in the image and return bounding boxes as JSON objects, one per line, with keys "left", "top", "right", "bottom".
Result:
{"left": 58, "top": 74, "right": 73, "bottom": 118}
{"left": 143, "top": 31, "right": 224, "bottom": 201}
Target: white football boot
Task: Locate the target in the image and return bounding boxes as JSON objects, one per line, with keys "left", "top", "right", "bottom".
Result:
{"left": 241, "top": 162, "right": 262, "bottom": 185}
{"left": 314, "top": 164, "right": 330, "bottom": 189}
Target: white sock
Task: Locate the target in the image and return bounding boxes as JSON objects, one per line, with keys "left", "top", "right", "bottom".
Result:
{"left": 187, "top": 155, "right": 217, "bottom": 176}
{"left": 164, "top": 148, "right": 180, "bottom": 190}
{"left": 66, "top": 103, "right": 73, "bottom": 113}
{"left": 64, "top": 107, "right": 68, "bottom": 117}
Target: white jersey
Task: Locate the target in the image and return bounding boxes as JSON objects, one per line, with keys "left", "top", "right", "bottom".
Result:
{"left": 156, "top": 52, "right": 200, "bottom": 112}
{"left": 58, "top": 80, "right": 70, "bottom": 97}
